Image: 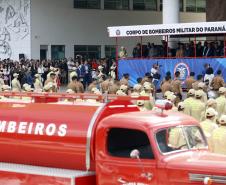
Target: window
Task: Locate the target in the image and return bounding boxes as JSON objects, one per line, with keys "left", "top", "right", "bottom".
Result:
{"left": 196, "top": 0, "right": 206, "bottom": 12}
{"left": 104, "top": 0, "right": 129, "bottom": 10}
{"left": 74, "top": 45, "right": 101, "bottom": 59}
{"left": 155, "top": 126, "right": 207, "bottom": 154}
{"left": 74, "top": 0, "right": 100, "bottom": 9}
{"left": 186, "top": 0, "right": 206, "bottom": 12}
{"left": 105, "top": 45, "right": 116, "bottom": 58}
{"left": 133, "top": 0, "right": 157, "bottom": 10}
{"left": 51, "top": 45, "right": 65, "bottom": 60}
{"left": 107, "top": 128, "right": 154, "bottom": 159}
{"left": 160, "top": 0, "right": 184, "bottom": 12}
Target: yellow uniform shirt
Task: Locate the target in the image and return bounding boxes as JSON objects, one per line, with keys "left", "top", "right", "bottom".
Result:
{"left": 168, "top": 127, "right": 187, "bottom": 149}
{"left": 210, "top": 126, "right": 226, "bottom": 155}
{"left": 183, "top": 97, "right": 195, "bottom": 116}
{"left": 190, "top": 99, "right": 205, "bottom": 121}
{"left": 140, "top": 91, "right": 153, "bottom": 110}
{"left": 200, "top": 119, "right": 218, "bottom": 147}
{"left": 216, "top": 96, "right": 226, "bottom": 118}
{"left": 12, "top": 79, "right": 21, "bottom": 92}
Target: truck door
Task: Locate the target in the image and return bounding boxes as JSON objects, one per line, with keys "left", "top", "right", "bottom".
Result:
{"left": 96, "top": 127, "right": 157, "bottom": 185}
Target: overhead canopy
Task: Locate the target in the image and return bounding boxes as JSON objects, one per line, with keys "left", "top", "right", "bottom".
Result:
{"left": 108, "top": 21, "right": 226, "bottom": 38}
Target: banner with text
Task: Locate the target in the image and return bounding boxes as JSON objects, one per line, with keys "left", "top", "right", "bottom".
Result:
{"left": 108, "top": 21, "right": 226, "bottom": 37}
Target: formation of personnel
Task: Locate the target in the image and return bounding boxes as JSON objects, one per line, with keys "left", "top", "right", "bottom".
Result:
{"left": 160, "top": 70, "right": 226, "bottom": 156}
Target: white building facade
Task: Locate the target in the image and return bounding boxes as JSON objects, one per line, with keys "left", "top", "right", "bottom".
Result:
{"left": 0, "top": 0, "right": 31, "bottom": 60}
{"left": 0, "top": 0, "right": 206, "bottom": 60}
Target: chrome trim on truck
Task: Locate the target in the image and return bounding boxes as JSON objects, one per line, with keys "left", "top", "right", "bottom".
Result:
{"left": 86, "top": 104, "right": 106, "bottom": 171}
{"left": 189, "top": 173, "right": 226, "bottom": 184}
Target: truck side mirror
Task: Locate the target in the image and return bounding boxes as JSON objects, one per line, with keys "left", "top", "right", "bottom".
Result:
{"left": 130, "top": 149, "right": 140, "bottom": 159}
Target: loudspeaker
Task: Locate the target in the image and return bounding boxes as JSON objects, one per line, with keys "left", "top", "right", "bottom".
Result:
{"left": 19, "top": 54, "right": 25, "bottom": 60}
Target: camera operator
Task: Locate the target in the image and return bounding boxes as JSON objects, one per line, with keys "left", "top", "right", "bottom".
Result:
{"left": 151, "top": 63, "right": 161, "bottom": 87}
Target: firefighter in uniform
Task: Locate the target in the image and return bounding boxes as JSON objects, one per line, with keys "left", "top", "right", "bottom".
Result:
{"left": 171, "top": 71, "right": 182, "bottom": 105}
{"left": 140, "top": 83, "right": 154, "bottom": 110}
{"left": 200, "top": 107, "right": 218, "bottom": 146}
{"left": 34, "top": 74, "right": 43, "bottom": 92}
{"left": 87, "top": 79, "right": 98, "bottom": 93}
{"left": 161, "top": 75, "right": 172, "bottom": 95}
{"left": 101, "top": 77, "right": 113, "bottom": 94}
{"left": 177, "top": 102, "right": 185, "bottom": 113}
{"left": 116, "top": 89, "right": 127, "bottom": 96}
{"left": 167, "top": 94, "right": 177, "bottom": 112}
{"left": 133, "top": 84, "right": 142, "bottom": 94}
{"left": 12, "top": 73, "right": 21, "bottom": 92}
{"left": 185, "top": 72, "right": 196, "bottom": 90}
{"left": 86, "top": 88, "right": 102, "bottom": 103}
{"left": 198, "top": 82, "right": 207, "bottom": 103}
{"left": 163, "top": 91, "right": 174, "bottom": 99}
{"left": 67, "top": 76, "right": 84, "bottom": 93}
{"left": 108, "top": 80, "right": 120, "bottom": 95}
{"left": 45, "top": 72, "right": 57, "bottom": 92}
{"left": 211, "top": 70, "right": 225, "bottom": 93}
{"left": 168, "top": 127, "right": 187, "bottom": 149}
{"left": 22, "top": 84, "right": 34, "bottom": 92}
{"left": 210, "top": 115, "right": 226, "bottom": 155}
{"left": 43, "top": 82, "right": 54, "bottom": 93}
{"left": 190, "top": 90, "right": 206, "bottom": 121}
{"left": 192, "top": 74, "right": 203, "bottom": 91}
{"left": 66, "top": 89, "right": 74, "bottom": 94}
{"left": 0, "top": 85, "right": 11, "bottom": 100}
{"left": 216, "top": 87, "right": 226, "bottom": 118}
{"left": 119, "top": 84, "right": 128, "bottom": 95}
{"left": 200, "top": 98, "right": 218, "bottom": 121}
{"left": 183, "top": 89, "right": 196, "bottom": 116}
{"left": 120, "top": 73, "right": 129, "bottom": 86}
{"left": 2, "top": 85, "right": 11, "bottom": 92}
{"left": 63, "top": 89, "right": 75, "bottom": 102}
{"left": 131, "top": 85, "right": 142, "bottom": 106}
{"left": 136, "top": 100, "right": 147, "bottom": 112}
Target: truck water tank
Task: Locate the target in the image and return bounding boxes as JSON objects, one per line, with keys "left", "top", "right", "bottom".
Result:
{"left": 0, "top": 102, "right": 100, "bottom": 171}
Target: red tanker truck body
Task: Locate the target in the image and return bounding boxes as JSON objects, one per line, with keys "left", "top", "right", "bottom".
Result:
{"left": 0, "top": 100, "right": 139, "bottom": 171}
{"left": 0, "top": 95, "right": 226, "bottom": 185}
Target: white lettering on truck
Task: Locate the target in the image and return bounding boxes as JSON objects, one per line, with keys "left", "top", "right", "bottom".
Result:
{"left": 8, "top": 121, "right": 17, "bottom": 133}
{"left": 0, "top": 121, "right": 6, "bottom": 132}
{"left": 0, "top": 121, "right": 67, "bottom": 137}
{"left": 35, "top": 123, "right": 45, "bottom": 135}
{"left": 18, "top": 122, "right": 27, "bottom": 134}
{"left": 28, "top": 122, "right": 33, "bottom": 134}
{"left": 46, "top": 124, "right": 56, "bottom": 136}
{"left": 58, "top": 124, "right": 67, "bottom": 137}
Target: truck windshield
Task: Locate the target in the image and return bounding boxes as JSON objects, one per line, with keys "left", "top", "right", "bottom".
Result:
{"left": 155, "top": 126, "right": 208, "bottom": 154}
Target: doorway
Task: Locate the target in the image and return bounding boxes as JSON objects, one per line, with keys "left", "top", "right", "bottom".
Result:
{"left": 40, "top": 45, "right": 48, "bottom": 60}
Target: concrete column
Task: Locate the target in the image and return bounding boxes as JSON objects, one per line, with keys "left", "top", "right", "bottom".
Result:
{"left": 47, "top": 45, "right": 51, "bottom": 60}
{"left": 163, "top": 0, "right": 180, "bottom": 49}
{"left": 163, "top": 0, "right": 179, "bottom": 24}
{"left": 101, "top": 45, "right": 105, "bottom": 58}
{"left": 100, "top": 0, "right": 104, "bottom": 10}
{"left": 129, "top": 0, "right": 133, "bottom": 10}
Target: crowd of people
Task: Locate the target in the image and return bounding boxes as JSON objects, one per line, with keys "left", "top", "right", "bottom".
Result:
{"left": 0, "top": 57, "right": 225, "bottom": 155}
{"left": 119, "top": 40, "right": 225, "bottom": 58}
{"left": 0, "top": 57, "right": 116, "bottom": 92}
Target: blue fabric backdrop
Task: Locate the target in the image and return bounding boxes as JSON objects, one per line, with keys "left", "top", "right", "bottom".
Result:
{"left": 118, "top": 58, "right": 226, "bottom": 87}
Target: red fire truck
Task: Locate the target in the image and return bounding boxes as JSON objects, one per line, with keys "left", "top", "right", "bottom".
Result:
{"left": 0, "top": 92, "right": 225, "bottom": 185}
